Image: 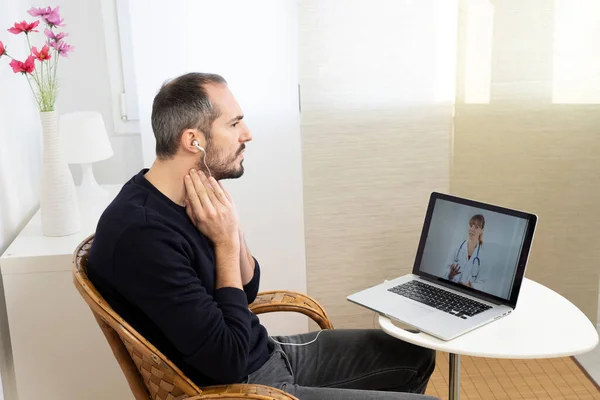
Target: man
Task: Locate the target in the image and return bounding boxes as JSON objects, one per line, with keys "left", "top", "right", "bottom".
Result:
{"left": 88, "top": 72, "right": 437, "bottom": 400}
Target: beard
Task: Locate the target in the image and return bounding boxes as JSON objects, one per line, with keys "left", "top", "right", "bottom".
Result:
{"left": 197, "top": 142, "right": 245, "bottom": 180}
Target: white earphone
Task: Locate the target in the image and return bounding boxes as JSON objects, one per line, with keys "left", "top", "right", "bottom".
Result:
{"left": 192, "top": 140, "right": 205, "bottom": 152}
{"left": 191, "top": 140, "right": 212, "bottom": 178}
{"left": 270, "top": 330, "right": 325, "bottom": 347}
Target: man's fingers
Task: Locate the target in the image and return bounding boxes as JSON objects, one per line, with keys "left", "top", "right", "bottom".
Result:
{"left": 198, "top": 171, "right": 219, "bottom": 204}
{"left": 210, "top": 177, "right": 230, "bottom": 206}
{"left": 184, "top": 175, "right": 204, "bottom": 217}
{"left": 190, "top": 170, "right": 214, "bottom": 209}
{"left": 184, "top": 198, "right": 195, "bottom": 221}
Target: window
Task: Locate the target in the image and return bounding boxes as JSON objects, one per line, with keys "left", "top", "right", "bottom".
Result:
{"left": 99, "top": 0, "right": 140, "bottom": 135}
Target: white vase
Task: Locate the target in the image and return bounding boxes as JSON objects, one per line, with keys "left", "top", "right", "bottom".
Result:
{"left": 39, "top": 111, "right": 81, "bottom": 236}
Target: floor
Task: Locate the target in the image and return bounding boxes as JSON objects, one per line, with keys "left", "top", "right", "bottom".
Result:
{"left": 426, "top": 351, "right": 600, "bottom": 399}
{"left": 576, "top": 326, "right": 600, "bottom": 386}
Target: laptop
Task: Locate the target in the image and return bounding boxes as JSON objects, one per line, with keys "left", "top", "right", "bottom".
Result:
{"left": 347, "top": 192, "right": 537, "bottom": 341}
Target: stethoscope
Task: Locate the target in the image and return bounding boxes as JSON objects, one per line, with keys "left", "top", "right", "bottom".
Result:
{"left": 454, "top": 240, "right": 481, "bottom": 280}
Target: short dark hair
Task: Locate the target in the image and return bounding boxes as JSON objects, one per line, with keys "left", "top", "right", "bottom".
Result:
{"left": 151, "top": 72, "right": 227, "bottom": 159}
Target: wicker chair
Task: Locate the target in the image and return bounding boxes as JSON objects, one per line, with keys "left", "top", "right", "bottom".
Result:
{"left": 73, "top": 234, "right": 333, "bottom": 400}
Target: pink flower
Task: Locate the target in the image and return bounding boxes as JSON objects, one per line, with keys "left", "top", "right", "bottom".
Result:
{"left": 44, "top": 28, "right": 68, "bottom": 42}
{"left": 28, "top": 6, "right": 64, "bottom": 27}
{"left": 0, "top": 41, "right": 6, "bottom": 58}
{"left": 9, "top": 56, "right": 36, "bottom": 74}
{"left": 32, "top": 44, "right": 52, "bottom": 61}
{"left": 28, "top": 6, "right": 53, "bottom": 18}
{"left": 49, "top": 40, "right": 74, "bottom": 57}
{"left": 46, "top": 14, "right": 64, "bottom": 28}
{"left": 8, "top": 20, "right": 40, "bottom": 35}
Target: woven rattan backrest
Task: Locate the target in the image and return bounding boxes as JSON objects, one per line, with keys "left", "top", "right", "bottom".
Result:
{"left": 73, "top": 234, "right": 202, "bottom": 400}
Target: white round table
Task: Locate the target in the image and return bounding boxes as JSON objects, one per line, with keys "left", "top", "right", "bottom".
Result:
{"left": 378, "top": 278, "right": 599, "bottom": 400}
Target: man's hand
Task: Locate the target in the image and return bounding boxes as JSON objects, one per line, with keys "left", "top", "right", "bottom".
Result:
{"left": 448, "top": 263, "right": 461, "bottom": 281}
{"left": 184, "top": 169, "right": 239, "bottom": 246}
{"left": 215, "top": 181, "right": 255, "bottom": 286}
{"left": 207, "top": 181, "right": 255, "bottom": 285}
{"left": 184, "top": 169, "right": 242, "bottom": 290}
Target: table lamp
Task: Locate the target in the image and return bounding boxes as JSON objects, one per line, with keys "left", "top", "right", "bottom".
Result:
{"left": 60, "top": 111, "right": 114, "bottom": 198}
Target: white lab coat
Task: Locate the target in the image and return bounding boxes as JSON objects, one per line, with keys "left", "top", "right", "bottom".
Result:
{"left": 444, "top": 239, "right": 487, "bottom": 291}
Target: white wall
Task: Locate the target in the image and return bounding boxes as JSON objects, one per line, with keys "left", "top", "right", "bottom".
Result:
{"left": 0, "top": 0, "right": 42, "bottom": 397}
{"left": 0, "top": 1, "right": 40, "bottom": 255}
{"left": 127, "top": 0, "right": 308, "bottom": 335}
{"left": 1, "top": 1, "right": 142, "bottom": 397}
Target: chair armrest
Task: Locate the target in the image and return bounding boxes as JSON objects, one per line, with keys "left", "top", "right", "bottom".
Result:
{"left": 194, "top": 383, "right": 299, "bottom": 399}
{"left": 249, "top": 290, "right": 333, "bottom": 330}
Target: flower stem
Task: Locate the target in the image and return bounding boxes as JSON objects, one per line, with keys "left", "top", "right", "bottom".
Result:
{"left": 26, "top": 34, "right": 32, "bottom": 52}
{"left": 29, "top": 66, "right": 41, "bottom": 88}
{"left": 52, "top": 52, "right": 59, "bottom": 106}
{"left": 41, "top": 59, "right": 44, "bottom": 96}
{"left": 47, "top": 58, "right": 53, "bottom": 108}
{"left": 26, "top": 33, "right": 42, "bottom": 87}
{"left": 25, "top": 74, "right": 42, "bottom": 110}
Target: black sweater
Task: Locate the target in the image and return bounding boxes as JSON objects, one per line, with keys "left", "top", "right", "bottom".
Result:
{"left": 87, "top": 169, "right": 270, "bottom": 386}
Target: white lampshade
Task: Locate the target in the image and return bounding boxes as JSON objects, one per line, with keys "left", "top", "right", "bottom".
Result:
{"left": 60, "top": 111, "right": 113, "bottom": 164}
{"left": 60, "top": 111, "right": 114, "bottom": 202}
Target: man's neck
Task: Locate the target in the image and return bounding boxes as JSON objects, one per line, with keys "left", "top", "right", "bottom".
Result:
{"left": 144, "top": 159, "right": 191, "bottom": 207}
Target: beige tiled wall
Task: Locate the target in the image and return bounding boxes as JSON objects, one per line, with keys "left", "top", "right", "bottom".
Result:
{"left": 451, "top": 0, "right": 600, "bottom": 324}
{"left": 451, "top": 104, "right": 600, "bottom": 324}
{"left": 301, "top": 107, "right": 452, "bottom": 328}
{"left": 302, "top": 106, "right": 600, "bottom": 329}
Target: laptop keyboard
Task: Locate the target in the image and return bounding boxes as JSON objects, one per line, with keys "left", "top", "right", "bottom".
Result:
{"left": 388, "top": 280, "right": 493, "bottom": 319}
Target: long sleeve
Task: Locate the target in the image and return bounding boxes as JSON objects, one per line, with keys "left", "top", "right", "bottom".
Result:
{"left": 112, "top": 225, "right": 253, "bottom": 383}
{"left": 444, "top": 246, "right": 456, "bottom": 281}
{"left": 243, "top": 258, "right": 260, "bottom": 304}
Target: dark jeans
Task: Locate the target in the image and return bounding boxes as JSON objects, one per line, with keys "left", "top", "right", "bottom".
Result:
{"left": 246, "top": 329, "right": 439, "bottom": 400}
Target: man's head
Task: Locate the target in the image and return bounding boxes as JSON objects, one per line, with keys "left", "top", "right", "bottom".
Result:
{"left": 151, "top": 72, "right": 252, "bottom": 180}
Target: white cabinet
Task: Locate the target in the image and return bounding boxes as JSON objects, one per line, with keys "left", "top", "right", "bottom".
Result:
{"left": 0, "top": 186, "right": 133, "bottom": 400}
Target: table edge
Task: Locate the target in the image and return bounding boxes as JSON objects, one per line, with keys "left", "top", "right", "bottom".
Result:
{"left": 378, "top": 315, "right": 599, "bottom": 359}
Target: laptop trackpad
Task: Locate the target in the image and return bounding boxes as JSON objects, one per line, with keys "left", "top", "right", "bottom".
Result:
{"left": 387, "top": 299, "right": 434, "bottom": 322}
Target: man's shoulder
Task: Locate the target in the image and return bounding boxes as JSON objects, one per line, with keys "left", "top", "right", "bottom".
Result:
{"left": 95, "top": 188, "right": 148, "bottom": 237}
{"left": 91, "top": 176, "right": 182, "bottom": 259}
{"left": 98, "top": 172, "right": 175, "bottom": 231}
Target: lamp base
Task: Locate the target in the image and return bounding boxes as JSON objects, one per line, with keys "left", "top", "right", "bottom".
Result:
{"left": 78, "top": 163, "right": 108, "bottom": 197}
{"left": 76, "top": 163, "right": 114, "bottom": 219}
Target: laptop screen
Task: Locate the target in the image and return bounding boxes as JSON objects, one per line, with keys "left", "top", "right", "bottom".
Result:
{"left": 418, "top": 197, "right": 531, "bottom": 301}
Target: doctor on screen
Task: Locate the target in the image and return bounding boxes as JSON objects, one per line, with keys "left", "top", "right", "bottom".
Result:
{"left": 444, "top": 214, "right": 488, "bottom": 291}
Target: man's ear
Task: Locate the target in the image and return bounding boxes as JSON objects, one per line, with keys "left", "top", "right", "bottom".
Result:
{"left": 182, "top": 129, "right": 205, "bottom": 152}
